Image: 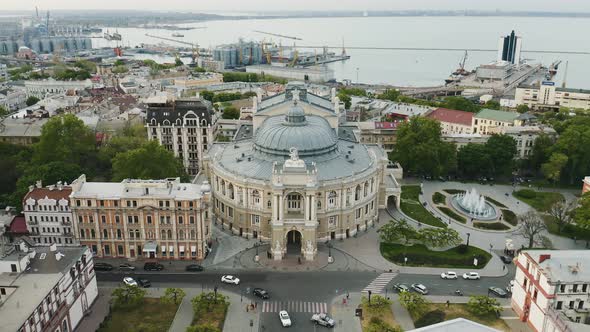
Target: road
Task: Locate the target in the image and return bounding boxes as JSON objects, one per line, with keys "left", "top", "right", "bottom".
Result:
{"left": 96, "top": 265, "right": 516, "bottom": 332}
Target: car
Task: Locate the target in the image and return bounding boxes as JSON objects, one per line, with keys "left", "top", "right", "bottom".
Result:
{"left": 221, "top": 275, "right": 240, "bottom": 285}
{"left": 143, "top": 262, "right": 164, "bottom": 271}
{"left": 463, "top": 272, "right": 481, "bottom": 280}
{"left": 119, "top": 263, "right": 136, "bottom": 271}
{"left": 392, "top": 283, "right": 409, "bottom": 293}
{"left": 185, "top": 264, "right": 204, "bottom": 272}
{"left": 411, "top": 283, "right": 429, "bottom": 295}
{"left": 440, "top": 271, "right": 458, "bottom": 279}
{"left": 253, "top": 288, "right": 270, "bottom": 299}
{"left": 93, "top": 262, "right": 114, "bottom": 271}
{"left": 123, "top": 277, "right": 138, "bottom": 287}
{"left": 137, "top": 278, "right": 151, "bottom": 288}
{"left": 311, "top": 313, "right": 335, "bottom": 327}
{"left": 489, "top": 286, "right": 508, "bottom": 298}
{"left": 500, "top": 256, "right": 513, "bottom": 264}
{"left": 279, "top": 310, "right": 292, "bottom": 327}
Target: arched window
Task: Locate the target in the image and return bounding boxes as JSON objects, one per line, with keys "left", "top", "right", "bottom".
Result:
{"left": 267, "top": 200, "right": 272, "bottom": 209}
{"left": 228, "top": 184, "right": 234, "bottom": 199}
{"left": 135, "top": 230, "right": 140, "bottom": 239}
{"left": 190, "top": 230, "right": 196, "bottom": 239}
{"left": 355, "top": 185, "right": 361, "bottom": 201}
{"left": 370, "top": 178, "right": 375, "bottom": 192}
{"left": 117, "top": 229, "right": 122, "bottom": 239}
{"left": 179, "top": 230, "right": 185, "bottom": 240}
{"left": 252, "top": 190, "right": 261, "bottom": 205}
{"left": 328, "top": 191, "right": 337, "bottom": 208}
{"left": 221, "top": 180, "right": 226, "bottom": 195}
{"left": 167, "top": 229, "right": 172, "bottom": 239}
{"left": 364, "top": 182, "right": 369, "bottom": 197}
{"left": 80, "top": 229, "right": 85, "bottom": 238}
{"left": 103, "top": 229, "right": 108, "bottom": 239}
{"left": 161, "top": 229, "right": 166, "bottom": 239}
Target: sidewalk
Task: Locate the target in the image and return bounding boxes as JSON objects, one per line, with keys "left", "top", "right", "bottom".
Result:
{"left": 330, "top": 292, "right": 362, "bottom": 332}
{"left": 74, "top": 288, "right": 113, "bottom": 332}
{"left": 222, "top": 291, "right": 260, "bottom": 332}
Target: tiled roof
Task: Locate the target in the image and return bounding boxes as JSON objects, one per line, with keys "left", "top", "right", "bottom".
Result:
{"left": 427, "top": 108, "right": 474, "bottom": 126}
{"left": 9, "top": 216, "right": 28, "bottom": 234}
{"left": 475, "top": 109, "right": 519, "bottom": 123}
{"left": 24, "top": 186, "right": 72, "bottom": 201}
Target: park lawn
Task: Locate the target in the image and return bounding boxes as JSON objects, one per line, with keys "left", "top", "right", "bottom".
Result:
{"left": 411, "top": 303, "right": 510, "bottom": 332}
{"left": 98, "top": 298, "right": 179, "bottom": 332}
{"left": 401, "top": 186, "right": 447, "bottom": 228}
{"left": 191, "top": 300, "right": 229, "bottom": 331}
{"left": 438, "top": 206, "right": 466, "bottom": 223}
{"left": 432, "top": 192, "right": 446, "bottom": 205}
{"left": 360, "top": 302, "right": 400, "bottom": 332}
{"left": 485, "top": 196, "right": 507, "bottom": 208}
{"left": 502, "top": 210, "right": 517, "bottom": 226}
{"left": 513, "top": 190, "right": 564, "bottom": 212}
{"left": 543, "top": 215, "right": 590, "bottom": 241}
{"left": 380, "top": 243, "right": 491, "bottom": 269}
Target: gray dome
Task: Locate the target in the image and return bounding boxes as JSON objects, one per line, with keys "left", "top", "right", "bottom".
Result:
{"left": 254, "top": 105, "right": 338, "bottom": 157}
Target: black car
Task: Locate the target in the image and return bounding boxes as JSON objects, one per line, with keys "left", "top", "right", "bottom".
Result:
{"left": 185, "top": 264, "right": 204, "bottom": 272}
{"left": 137, "top": 278, "right": 151, "bottom": 288}
{"left": 489, "top": 286, "right": 508, "bottom": 298}
{"left": 253, "top": 288, "right": 269, "bottom": 299}
{"left": 500, "top": 256, "right": 513, "bottom": 264}
{"left": 143, "top": 262, "right": 164, "bottom": 271}
{"left": 94, "top": 262, "right": 114, "bottom": 271}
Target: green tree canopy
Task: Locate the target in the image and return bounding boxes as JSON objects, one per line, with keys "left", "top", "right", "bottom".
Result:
{"left": 418, "top": 227, "right": 461, "bottom": 248}
{"left": 485, "top": 134, "right": 517, "bottom": 177}
{"left": 111, "top": 140, "right": 188, "bottom": 182}
{"left": 391, "top": 116, "right": 456, "bottom": 177}
{"left": 222, "top": 106, "right": 240, "bottom": 120}
{"left": 112, "top": 284, "right": 146, "bottom": 309}
{"left": 112, "top": 65, "right": 129, "bottom": 74}
{"left": 442, "top": 96, "right": 480, "bottom": 113}
{"left": 457, "top": 143, "right": 492, "bottom": 178}
{"left": 378, "top": 219, "right": 419, "bottom": 245}
{"left": 483, "top": 100, "right": 501, "bottom": 110}
{"left": 542, "top": 152, "right": 568, "bottom": 185}
{"left": 550, "top": 122, "right": 590, "bottom": 184}
{"left": 377, "top": 89, "right": 400, "bottom": 101}
{"left": 574, "top": 193, "right": 590, "bottom": 230}
{"left": 523, "top": 133, "right": 554, "bottom": 174}
{"left": 26, "top": 96, "right": 40, "bottom": 106}
{"left": 467, "top": 296, "right": 501, "bottom": 316}
{"left": 337, "top": 92, "right": 351, "bottom": 109}
{"left": 162, "top": 288, "right": 186, "bottom": 305}
{"left": 0, "top": 105, "right": 8, "bottom": 117}
{"left": 516, "top": 104, "right": 530, "bottom": 114}
{"left": 399, "top": 292, "right": 429, "bottom": 316}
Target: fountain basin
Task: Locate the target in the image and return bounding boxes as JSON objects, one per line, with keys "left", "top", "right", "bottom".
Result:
{"left": 450, "top": 188, "right": 498, "bottom": 221}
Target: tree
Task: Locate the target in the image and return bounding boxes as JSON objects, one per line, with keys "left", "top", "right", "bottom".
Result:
{"left": 550, "top": 122, "right": 590, "bottom": 184}
{"left": 542, "top": 153, "right": 568, "bottom": 185}
{"left": 457, "top": 143, "right": 492, "bottom": 178}
{"left": 548, "top": 200, "right": 576, "bottom": 234}
{"left": 442, "top": 96, "right": 480, "bottom": 113}
{"left": 365, "top": 317, "right": 402, "bottom": 332}
{"left": 523, "top": 133, "right": 554, "bottom": 174}
{"left": 517, "top": 211, "right": 547, "bottom": 248}
{"left": 378, "top": 219, "right": 419, "bottom": 245}
{"left": 112, "top": 65, "right": 129, "bottom": 74}
{"left": 516, "top": 104, "right": 530, "bottom": 114}
{"left": 0, "top": 105, "right": 9, "bottom": 117}
{"left": 175, "top": 57, "right": 184, "bottom": 67}
{"left": 574, "top": 193, "right": 590, "bottom": 230}
{"left": 399, "top": 291, "right": 429, "bottom": 316}
{"left": 485, "top": 134, "right": 517, "bottom": 177}
{"left": 467, "top": 296, "right": 501, "bottom": 316}
{"left": 391, "top": 116, "right": 456, "bottom": 177}
{"left": 191, "top": 292, "right": 228, "bottom": 314}
{"left": 360, "top": 294, "right": 392, "bottom": 313}
{"left": 483, "top": 100, "right": 501, "bottom": 110}
{"left": 74, "top": 60, "right": 97, "bottom": 73}
{"left": 26, "top": 96, "right": 40, "bottom": 106}
{"left": 112, "top": 284, "right": 146, "bottom": 308}
{"left": 114, "top": 59, "right": 125, "bottom": 66}
{"left": 222, "top": 106, "right": 240, "bottom": 119}
{"left": 337, "top": 92, "right": 351, "bottom": 109}
{"left": 418, "top": 227, "right": 461, "bottom": 248}
{"left": 162, "top": 288, "right": 186, "bottom": 305}
{"left": 112, "top": 140, "right": 188, "bottom": 182}
{"left": 377, "top": 89, "right": 400, "bottom": 101}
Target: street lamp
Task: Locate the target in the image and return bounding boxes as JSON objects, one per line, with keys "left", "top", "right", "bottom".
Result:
{"left": 466, "top": 232, "right": 471, "bottom": 247}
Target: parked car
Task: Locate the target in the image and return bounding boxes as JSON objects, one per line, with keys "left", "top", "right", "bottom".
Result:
{"left": 253, "top": 288, "right": 270, "bottom": 299}
{"left": 137, "top": 278, "right": 151, "bottom": 288}
{"left": 392, "top": 283, "right": 409, "bottom": 293}
{"left": 123, "top": 277, "right": 138, "bottom": 287}
{"left": 279, "top": 310, "right": 292, "bottom": 327}
{"left": 119, "top": 263, "right": 136, "bottom": 271}
{"left": 93, "top": 262, "right": 114, "bottom": 271}
{"left": 440, "top": 271, "right": 458, "bottom": 279}
{"left": 311, "top": 313, "right": 335, "bottom": 327}
{"left": 221, "top": 275, "right": 240, "bottom": 285}
{"left": 143, "top": 262, "right": 164, "bottom": 271}
{"left": 489, "top": 286, "right": 508, "bottom": 298}
{"left": 462, "top": 272, "right": 481, "bottom": 280}
{"left": 411, "top": 283, "right": 429, "bottom": 295}
{"left": 500, "top": 256, "right": 513, "bottom": 264}
{"left": 185, "top": 264, "right": 204, "bottom": 272}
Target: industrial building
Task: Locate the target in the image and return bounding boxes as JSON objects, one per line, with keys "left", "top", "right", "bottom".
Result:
{"left": 515, "top": 81, "right": 590, "bottom": 111}
{"left": 498, "top": 30, "right": 522, "bottom": 65}
{"left": 213, "top": 40, "right": 264, "bottom": 69}
{"left": 246, "top": 65, "right": 334, "bottom": 83}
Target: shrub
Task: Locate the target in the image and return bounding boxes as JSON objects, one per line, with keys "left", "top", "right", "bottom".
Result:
{"left": 502, "top": 210, "right": 518, "bottom": 226}
{"left": 438, "top": 206, "right": 467, "bottom": 223}
{"left": 474, "top": 222, "right": 510, "bottom": 230}
{"left": 485, "top": 196, "right": 507, "bottom": 208}
{"left": 415, "top": 309, "right": 446, "bottom": 328}
{"left": 516, "top": 189, "right": 537, "bottom": 199}
{"left": 456, "top": 244, "right": 468, "bottom": 254}
{"left": 432, "top": 192, "right": 446, "bottom": 205}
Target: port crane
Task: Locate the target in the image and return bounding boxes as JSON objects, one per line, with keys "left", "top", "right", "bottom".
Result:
{"left": 452, "top": 51, "right": 469, "bottom": 76}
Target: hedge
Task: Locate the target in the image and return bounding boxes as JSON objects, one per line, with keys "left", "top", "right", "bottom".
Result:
{"left": 502, "top": 210, "right": 518, "bottom": 226}
{"left": 432, "top": 192, "right": 447, "bottom": 205}
{"left": 473, "top": 222, "right": 510, "bottom": 231}
{"left": 485, "top": 196, "right": 507, "bottom": 208}
{"left": 438, "top": 206, "right": 467, "bottom": 224}
{"left": 380, "top": 243, "right": 491, "bottom": 269}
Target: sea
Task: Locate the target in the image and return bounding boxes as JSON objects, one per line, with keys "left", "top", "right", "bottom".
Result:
{"left": 93, "top": 16, "right": 590, "bottom": 88}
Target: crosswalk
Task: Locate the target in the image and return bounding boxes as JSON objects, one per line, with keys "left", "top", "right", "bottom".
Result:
{"left": 262, "top": 301, "right": 328, "bottom": 313}
{"left": 362, "top": 272, "right": 397, "bottom": 294}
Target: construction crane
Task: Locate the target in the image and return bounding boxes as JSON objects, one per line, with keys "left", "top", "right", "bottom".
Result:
{"left": 289, "top": 43, "right": 299, "bottom": 67}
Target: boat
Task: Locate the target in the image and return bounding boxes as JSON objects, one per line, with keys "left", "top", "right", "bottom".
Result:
{"left": 112, "top": 30, "right": 122, "bottom": 40}
{"left": 172, "top": 33, "right": 184, "bottom": 37}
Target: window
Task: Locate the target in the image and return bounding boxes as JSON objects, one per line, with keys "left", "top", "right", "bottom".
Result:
{"left": 90, "top": 229, "right": 95, "bottom": 238}
{"left": 556, "top": 301, "right": 563, "bottom": 310}
{"left": 178, "top": 216, "right": 184, "bottom": 224}
{"left": 147, "top": 216, "right": 152, "bottom": 224}
{"left": 86, "top": 200, "right": 91, "bottom": 207}
{"left": 189, "top": 216, "right": 195, "bottom": 224}
{"left": 569, "top": 301, "right": 575, "bottom": 309}
{"left": 133, "top": 216, "right": 139, "bottom": 223}
{"left": 101, "top": 215, "right": 106, "bottom": 223}
{"left": 328, "top": 216, "right": 337, "bottom": 227}
{"left": 114, "top": 201, "right": 118, "bottom": 207}
{"left": 190, "top": 230, "right": 196, "bottom": 239}
{"left": 252, "top": 215, "right": 260, "bottom": 225}
{"left": 115, "top": 215, "right": 120, "bottom": 224}
{"left": 355, "top": 185, "right": 361, "bottom": 200}
{"left": 135, "top": 230, "right": 140, "bottom": 239}
{"left": 103, "top": 229, "right": 108, "bottom": 239}
{"left": 117, "top": 229, "right": 122, "bottom": 239}
{"left": 573, "top": 284, "right": 579, "bottom": 292}
{"left": 167, "top": 230, "right": 172, "bottom": 239}
{"left": 76, "top": 200, "right": 81, "bottom": 207}
{"left": 356, "top": 208, "right": 362, "bottom": 219}
{"left": 287, "top": 193, "right": 302, "bottom": 209}
{"left": 583, "top": 284, "right": 588, "bottom": 292}
{"left": 179, "top": 230, "right": 185, "bottom": 240}
{"left": 228, "top": 207, "right": 233, "bottom": 218}
{"left": 560, "top": 284, "right": 566, "bottom": 293}
{"left": 328, "top": 191, "right": 337, "bottom": 207}
{"left": 128, "top": 216, "right": 133, "bottom": 223}
{"left": 579, "top": 301, "right": 585, "bottom": 309}
{"left": 252, "top": 190, "right": 261, "bottom": 205}
{"left": 99, "top": 200, "right": 105, "bottom": 207}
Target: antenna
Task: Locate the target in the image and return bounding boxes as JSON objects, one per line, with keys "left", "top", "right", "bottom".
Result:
{"left": 35, "top": 6, "right": 39, "bottom": 19}
{"left": 562, "top": 61, "right": 569, "bottom": 88}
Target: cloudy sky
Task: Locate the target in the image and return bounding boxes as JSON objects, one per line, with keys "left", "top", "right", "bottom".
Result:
{"left": 3, "top": 0, "right": 590, "bottom": 12}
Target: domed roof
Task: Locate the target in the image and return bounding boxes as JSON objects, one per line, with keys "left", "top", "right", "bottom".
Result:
{"left": 254, "top": 102, "right": 338, "bottom": 157}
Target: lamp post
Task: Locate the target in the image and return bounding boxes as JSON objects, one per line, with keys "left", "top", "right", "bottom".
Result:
{"left": 466, "top": 232, "right": 471, "bottom": 247}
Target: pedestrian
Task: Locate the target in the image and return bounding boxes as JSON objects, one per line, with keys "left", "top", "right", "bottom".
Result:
{"left": 503, "top": 265, "right": 506, "bottom": 271}
{"left": 446, "top": 300, "right": 450, "bottom": 308}
{"left": 246, "top": 305, "right": 249, "bottom": 312}
{"left": 346, "top": 292, "right": 350, "bottom": 300}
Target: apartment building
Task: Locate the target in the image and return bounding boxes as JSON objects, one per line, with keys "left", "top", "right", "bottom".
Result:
{"left": 512, "top": 250, "right": 590, "bottom": 332}
{"left": 516, "top": 81, "right": 590, "bottom": 111}
{"left": 426, "top": 108, "right": 474, "bottom": 135}
{"left": 23, "top": 181, "right": 77, "bottom": 246}
{"left": 146, "top": 96, "right": 215, "bottom": 175}
{"left": 490, "top": 126, "right": 557, "bottom": 159}
{"left": 472, "top": 109, "right": 519, "bottom": 135}
{"left": 0, "top": 244, "right": 98, "bottom": 332}
{"left": 69, "top": 175, "right": 212, "bottom": 260}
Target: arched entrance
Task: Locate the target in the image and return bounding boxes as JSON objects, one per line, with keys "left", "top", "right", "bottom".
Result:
{"left": 286, "top": 230, "right": 302, "bottom": 255}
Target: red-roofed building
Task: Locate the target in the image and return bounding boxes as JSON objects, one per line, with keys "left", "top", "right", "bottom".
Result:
{"left": 9, "top": 216, "right": 28, "bottom": 235}
{"left": 22, "top": 180, "right": 76, "bottom": 246}
{"left": 427, "top": 108, "right": 474, "bottom": 135}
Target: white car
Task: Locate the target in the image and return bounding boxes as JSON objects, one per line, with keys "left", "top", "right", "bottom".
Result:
{"left": 123, "top": 277, "right": 138, "bottom": 287}
{"left": 411, "top": 283, "right": 429, "bottom": 295}
{"left": 221, "top": 275, "right": 240, "bottom": 285}
{"left": 279, "top": 310, "right": 292, "bottom": 327}
{"left": 462, "top": 272, "right": 481, "bottom": 280}
{"left": 440, "top": 271, "right": 457, "bottom": 279}
{"left": 311, "top": 313, "right": 335, "bottom": 327}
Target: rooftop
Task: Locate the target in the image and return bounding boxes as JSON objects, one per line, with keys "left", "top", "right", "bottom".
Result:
{"left": 0, "top": 117, "right": 48, "bottom": 138}
{"left": 502, "top": 125, "right": 556, "bottom": 135}
{"left": 526, "top": 250, "right": 590, "bottom": 283}
{"left": 24, "top": 184, "right": 72, "bottom": 202}
{"left": 427, "top": 108, "right": 474, "bottom": 126}
{"left": 475, "top": 109, "right": 519, "bottom": 123}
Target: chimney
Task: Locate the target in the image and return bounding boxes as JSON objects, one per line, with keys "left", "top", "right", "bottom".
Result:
{"left": 36, "top": 180, "right": 42, "bottom": 188}
{"left": 539, "top": 254, "right": 551, "bottom": 263}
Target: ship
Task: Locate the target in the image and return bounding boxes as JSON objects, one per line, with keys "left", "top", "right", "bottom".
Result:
{"left": 445, "top": 51, "right": 470, "bottom": 85}
{"left": 172, "top": 33, "right": 184, "bottom": 37}
{"left": 112, "top": 30, "right": 122, "bottom": 40}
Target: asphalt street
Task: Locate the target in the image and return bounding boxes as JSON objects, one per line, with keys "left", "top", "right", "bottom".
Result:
{"left": 96, "top": 264, "right": 516, "bottom": 332}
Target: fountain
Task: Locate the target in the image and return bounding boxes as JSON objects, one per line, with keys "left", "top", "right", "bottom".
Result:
{"left": 450, "top": 188, "right": 498, "bottom": 220}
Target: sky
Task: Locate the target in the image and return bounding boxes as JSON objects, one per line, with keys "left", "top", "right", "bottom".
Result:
{"left": 3, "top": 0, "right": 590, "bottom": 12}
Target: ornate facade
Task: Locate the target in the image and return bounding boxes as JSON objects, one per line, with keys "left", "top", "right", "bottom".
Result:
{"left": 205, "top": 83, "right": 401, "bottom": 261}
